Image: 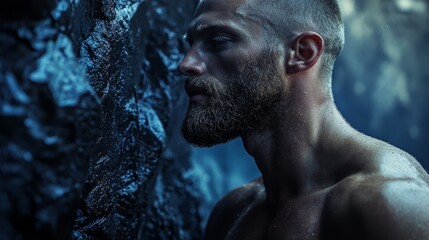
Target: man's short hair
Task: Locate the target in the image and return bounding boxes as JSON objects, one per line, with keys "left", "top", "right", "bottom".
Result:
{"left": 248, "top": 0, "right": 345, "bottom": 86}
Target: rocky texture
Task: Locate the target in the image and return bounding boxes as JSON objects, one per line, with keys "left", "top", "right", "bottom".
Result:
{"left": 0, "top": 4, "right": 100, "bottom": 239}
{"left": 1, "top": 0, "right": 201, "bottom": 239}
{"left": 72, "top": 0, "right": 201, "bottom": 238}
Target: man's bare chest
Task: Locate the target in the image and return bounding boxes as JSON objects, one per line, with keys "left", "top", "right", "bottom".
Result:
{"left": 224, "top": 191, "right": 328, "bottom": 240}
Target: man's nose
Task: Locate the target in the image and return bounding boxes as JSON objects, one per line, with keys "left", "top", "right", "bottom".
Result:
{"left": 178, "top": 46, "right": 206, "bottom": 76}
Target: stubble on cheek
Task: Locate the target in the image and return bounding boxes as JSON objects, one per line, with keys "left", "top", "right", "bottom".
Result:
{"left": 181, "top": 49, "right": 284, "bottom": 147}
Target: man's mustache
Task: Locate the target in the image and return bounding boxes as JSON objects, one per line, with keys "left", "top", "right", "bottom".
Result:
{"left": 185, "top": 76, "right": 224, "bottom": 96}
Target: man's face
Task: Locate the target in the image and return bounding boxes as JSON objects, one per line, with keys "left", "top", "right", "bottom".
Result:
{"left": 179, "top": 0, "right": 285, "bottom": 147}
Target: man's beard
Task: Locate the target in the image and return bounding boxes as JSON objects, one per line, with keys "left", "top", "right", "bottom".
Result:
{"left": 181, "top": 50, "right": 284, "bottom": 147}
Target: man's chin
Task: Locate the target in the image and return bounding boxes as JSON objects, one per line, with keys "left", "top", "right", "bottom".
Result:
{"left": 181, "top": 124, "right": 238, "bottom": 148}
{"left": 181, "top": 98, "right": 243, "bottom": 147}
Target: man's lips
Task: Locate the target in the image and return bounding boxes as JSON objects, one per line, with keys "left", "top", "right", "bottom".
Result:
{"left": 185, "top": 84, "right": 208, "bottom": 103}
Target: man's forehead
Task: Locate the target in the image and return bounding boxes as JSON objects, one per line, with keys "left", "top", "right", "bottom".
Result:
{"left": 185, "top": 0, "right": 273, "bottom": 42}
{"left": 194, "top": 0, "right": 252, "bottom": 17}
{"left": 189, "top": 0, "right": 265, "bottom": 31}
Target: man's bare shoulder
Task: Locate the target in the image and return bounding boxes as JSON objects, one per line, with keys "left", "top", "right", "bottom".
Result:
{"left": 347, "top": 132, "right": 428, "bottom": 178}
{"left": 371, "top": 139, "right": 429, "bottom": 180}
{"left": 204, "top": 178, "right": 265, "bottom": 240}
{"left": 324, "top": 137, "right": 429, "bottom": 240}
{"left": 323, "top": 173, "right": 429, "bottom": 240}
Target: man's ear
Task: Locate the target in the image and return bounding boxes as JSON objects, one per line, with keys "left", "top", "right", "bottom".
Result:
{"left": 286, "top": 32, "right": 324, "bottom": 74}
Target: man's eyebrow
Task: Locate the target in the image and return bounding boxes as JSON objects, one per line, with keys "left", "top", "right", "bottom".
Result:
{"left": 185, "top": 22, "right": 241, "bottom": 42}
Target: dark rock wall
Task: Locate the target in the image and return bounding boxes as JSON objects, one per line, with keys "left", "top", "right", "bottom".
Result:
{"left": 0, "top": 0, "right": 101, "bottom": 238}
{"left": 1, "top": 0, "right": 200, "bottom": 239}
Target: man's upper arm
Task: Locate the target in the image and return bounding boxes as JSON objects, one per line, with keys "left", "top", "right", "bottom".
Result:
{"left": 331, "top": 177, "right": 429, "bottom": 240}
{"left": 374, "top": 179, "right": 429, "bottom": 239}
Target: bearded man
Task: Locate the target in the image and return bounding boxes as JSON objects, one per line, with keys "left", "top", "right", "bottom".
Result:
{"left": 178, "top": 0, "right": 429, "bottom": 239}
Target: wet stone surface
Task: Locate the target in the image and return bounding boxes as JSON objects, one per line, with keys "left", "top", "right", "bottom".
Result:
{"left": 1, "top": 0, "right": 201, "bottom": 239}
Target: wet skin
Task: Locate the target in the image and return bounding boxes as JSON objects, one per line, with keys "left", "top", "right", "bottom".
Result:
{"left": 179, "top": 0, "right": 429, "bottom": 239}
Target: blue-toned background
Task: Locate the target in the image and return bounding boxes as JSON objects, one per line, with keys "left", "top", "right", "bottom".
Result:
{"left": 1, "top": 0, "right": 427, "bottom": 237}
{"left": 189, "top": 0, "right": 429, "bottom": 228}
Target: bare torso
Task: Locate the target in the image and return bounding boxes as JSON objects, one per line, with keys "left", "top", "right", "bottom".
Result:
{"left": 223, "top": 178, "right": 329, "bottom": 240}
{"left": 205, "top": 138, "right": 429, "bottom": 240}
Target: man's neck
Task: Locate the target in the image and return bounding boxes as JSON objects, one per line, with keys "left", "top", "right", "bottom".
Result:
{"left": 241, "top": 82, "right": 355, "bottom": 209}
